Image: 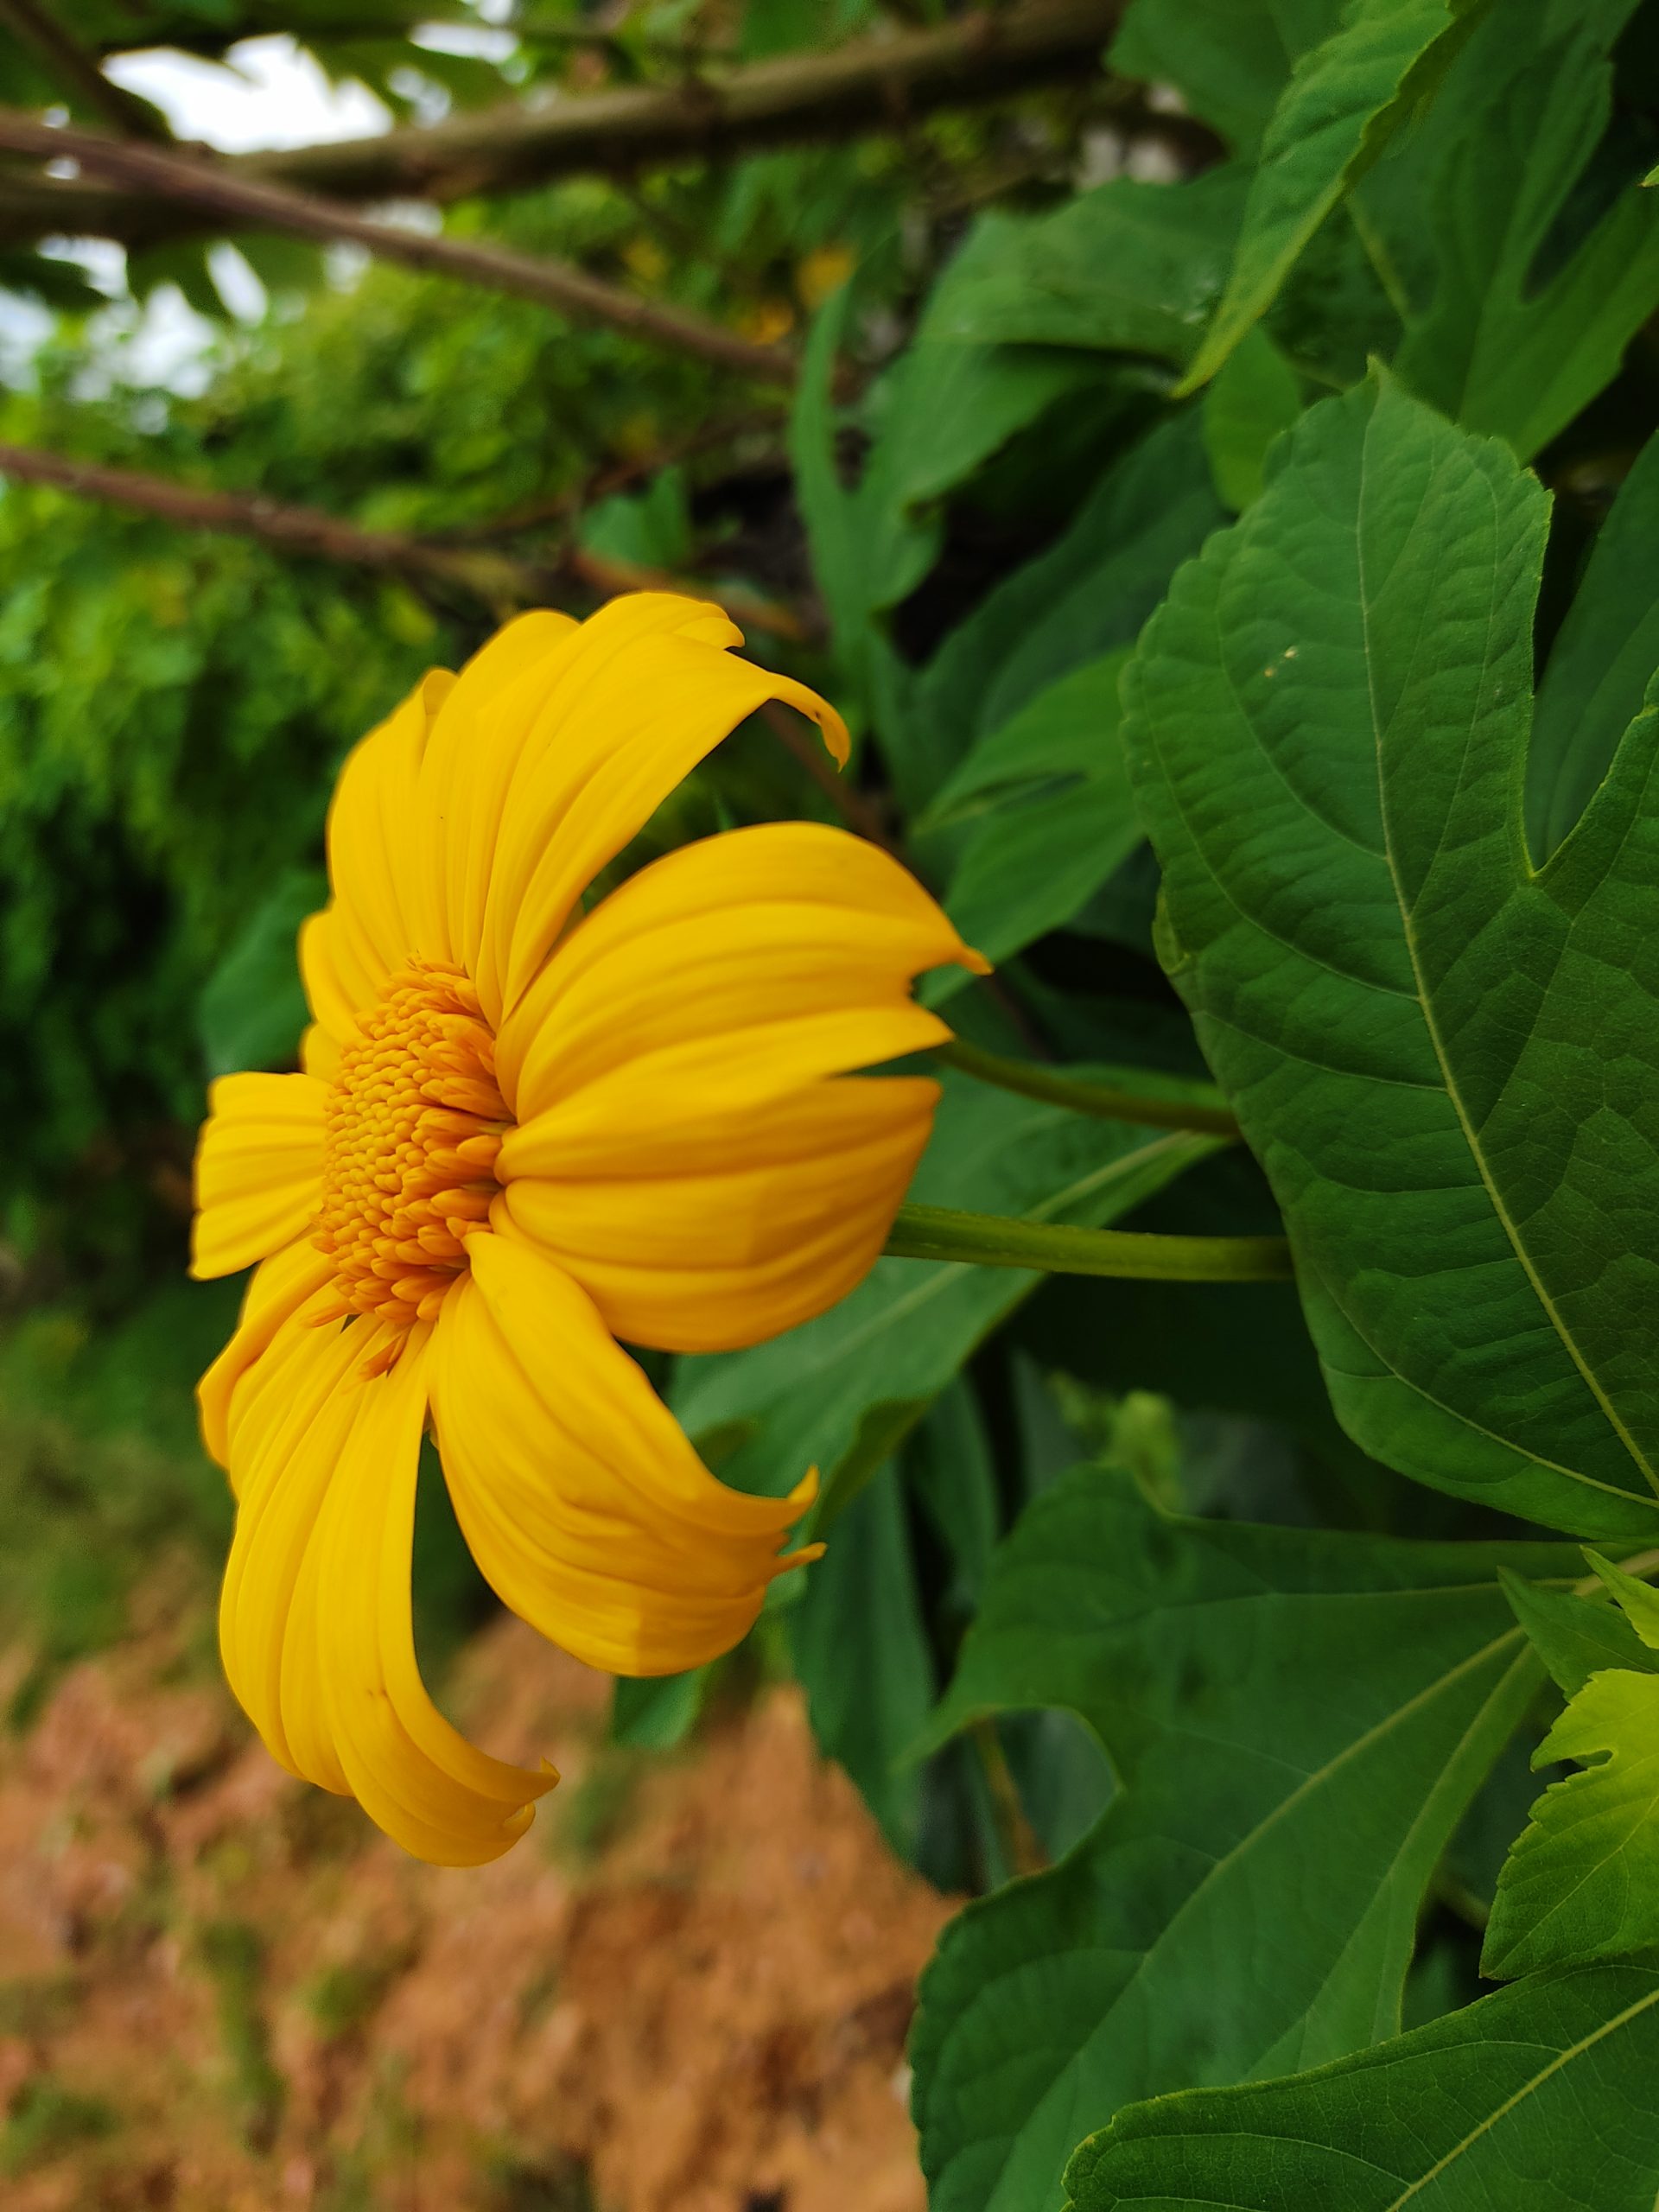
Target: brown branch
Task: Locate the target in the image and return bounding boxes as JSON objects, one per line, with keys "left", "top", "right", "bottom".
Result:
{"left": 0, "top": 0, "right": 1124, "bottom": 250}
{"left": 0, "top": 439, "right": 811, "bottom": 640}
{"left": 0, "top": 112, "right": 796, "bottom": 387}
{"left": 760, "top": 699, "right": 899, "bottom": 850}
{"left": 0, "top": 0, "right": 169, "bottom": 140}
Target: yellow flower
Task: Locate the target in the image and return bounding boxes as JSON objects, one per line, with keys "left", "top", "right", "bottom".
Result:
{"left": 190, "top": 593, "right": 986, "bottom": 1866}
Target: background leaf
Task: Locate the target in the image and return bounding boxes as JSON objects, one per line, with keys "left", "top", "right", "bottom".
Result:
{"left": 1179, "top": 0, "right": 1483, "bottom": 389}
{"left": 1065, "top": 1961, "right": 1659, "bottom": 2211}
{"left": 909, "top": 1466, "right": 1573, "bottom": 2212}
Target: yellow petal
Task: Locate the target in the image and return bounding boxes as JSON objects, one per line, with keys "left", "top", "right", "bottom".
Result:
{"left": 191, "top": 1071, "right": 327, "bottom": 1281}
{"left": 464, "top": 594, "right": 849, "bottom": 1026}
{"left": 196, "top": 1233, "right": 336, "bottom": 1473}
{"left": 410, "top": 610, "right": 579, "bottom": 969}
{"left": 492, "top": 822, "right": 982, "bottom": 1351}
{"left": 428, "top": 1232, "right": 813, "bottom": 1677}
{"left": 323, "top": 669, "right": 454, "bottom": 1004}
{"left": 219, "top": 1309, "right": 554, "bottom": 1866}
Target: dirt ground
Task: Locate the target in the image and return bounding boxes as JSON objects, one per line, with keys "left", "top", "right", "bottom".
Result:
{"left": 0, "top": 1590, "right": 954, "bottom": 2212}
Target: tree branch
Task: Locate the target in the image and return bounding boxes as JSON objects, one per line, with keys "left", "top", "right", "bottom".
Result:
{"left": 0, "top": 0, "right": 170, "bottom": 141}
{"left": 0, "top": 0, "right": 1123, "bottom": 250}
{"left": 0, "top": 112, "right": 797, "bottom": 385}
{"left": 0, "top": 438, "right": 811, "bottom": 640}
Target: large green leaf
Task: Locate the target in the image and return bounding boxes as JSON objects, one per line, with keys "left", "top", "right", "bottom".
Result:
{"left": 1180, "top": 0, "right": 1484, "bottom": 389}
{"left": 1368, "top": 0, "right": 1659, "bottom": 457}
{"left": 1065, "top": 1962, "right": 1659, "bottom": 2210}
{"left": 1124, "top": 372, "right": 1659, "bottom": 1541}
{"left": 910, "top": 1470, "right": 1574, "bottom": 2212}
{"left": 921, "top": 655, "right": 1141, "bottom": 996}
{"left": 1109, "top": 0, "right": 1342, "bottom": 154}
{"left": 897, "top": 415, "right": 1224, "bottom": 811}
{"left": 787, "top": 1460, "right": 935, "bottom": 1854}
{"left": 1529, "top": 432, "right": 1659, "bottom": 861}
{"left": 197, "top": 865, "right": 322, "bottom": 1078}
{"left": 671, "top": 1071, "right": 1219, "bottom": 1531}
{"left": 791, "top": 260, "right": 1103, "bottom": 721}
{"left": 1200, "top": 327, "right": 1304, "bottom": 511}
{"left": 927, "top": 170, "right": 1247, "bottom": 364}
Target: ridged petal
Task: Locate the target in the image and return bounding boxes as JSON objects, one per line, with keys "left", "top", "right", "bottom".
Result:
{"left": 428, "top": 1231, "right": 814, "bottom": 1676}
{"left": 333, "top": 671, "right": 453, "bottom": 970}
{"left": 219, "top": 1306, "right": 554, "bottom": 1866}
{"left": 465, "top": 595, "right": 849, "bottom": 1027}
{"left": 191, "top": 1072, "right": 327, "bottom": 1281}
{"left": 410, "top": 610, "right": 579, "bottom": 969}
{"left": 197, "top": 1233, "right": 336, "bottom": 1474}
{"left": 492, "top": 822, "right": 984, "bottom": 1351}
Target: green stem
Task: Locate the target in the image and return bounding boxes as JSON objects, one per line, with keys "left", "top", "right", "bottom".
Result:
{"left": 938, "top": 1036, "right": 1241, "bottom": 1140}
{"left": 884, "top": 1204, "right": 1293, "bottom": 1281}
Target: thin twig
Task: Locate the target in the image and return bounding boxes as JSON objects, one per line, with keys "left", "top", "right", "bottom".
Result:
{"left": 0, "top": 0, "right": 169, "bottom": 141}
{"left": 760, "top": 698, "right": 899, "bottom": 849}
{"left": 0, "top": 438, "right": 810, "bottom": 639}
{"left": 0, "top": 0, "right": 1126, "bottom": 251}
{"left": 0, "top": 112, "right": 797, "bottom": 387}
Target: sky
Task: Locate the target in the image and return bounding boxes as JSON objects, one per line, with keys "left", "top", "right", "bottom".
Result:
{"left": 3, "top": 20, "right": 513, "bottom": 389}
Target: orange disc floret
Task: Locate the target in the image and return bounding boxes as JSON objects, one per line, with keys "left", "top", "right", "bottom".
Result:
{"left": 313, "top": 960, "right": 509, "bottom": 1357}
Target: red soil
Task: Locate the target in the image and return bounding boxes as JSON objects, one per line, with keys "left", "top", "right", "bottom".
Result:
{"left": 0, "top": 1610, "right": 953, "bottom": 2210}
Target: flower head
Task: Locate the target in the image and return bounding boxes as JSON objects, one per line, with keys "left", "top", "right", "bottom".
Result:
{"left": 191, "top": 594, "right": 985, "bottom": 1864}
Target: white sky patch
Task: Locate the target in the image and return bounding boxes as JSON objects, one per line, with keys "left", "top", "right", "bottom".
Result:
{"left": 105, "top": 35, "right": 391, "bottom": 154}
{"left": 3, "top": 22, "right": 516, "bottom": 392}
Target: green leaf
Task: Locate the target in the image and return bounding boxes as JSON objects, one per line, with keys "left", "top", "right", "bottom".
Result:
{"left": 1124, "top": 372, "right": 1659, "bottom": 1541}
{"left": 788, "top": 1461, "right": 934, "bottom": 1853}
{"left": 610, "top": 1666, "right": 711, "bottom": 1751}
{"left": 927, "top": 653, "right": 1131, "bottom": 823}
{"left": 671, "top": 1071, "right": 1221, "bottom": 1533}
{"left": 791, "top": 273, "right": 1101, "bottom": 723}
{"left": 1201, "top": 326, "right": 1303, "bottom": 510}
{"left": 1065, "top": 1961, "right": 1659, "bottom": 2210}
{"left": 1179, "top": 0, "right": 1483, "bottom": 390}
{"left": 1484, "top": 1666, "right": 1659, "bottom": 1977}
{"left": 899, "top": 416, "right": 1224, "bottom": 810}
{"left": 1371, "top": 0, "right": 1659, "bottom": 456}
{"left": 910, "top": 1468, "right": 1575, "bottom": 2212}
{"left": 922, "top": 656, "right": 1141, "bottom": 997}
{"left": 1531, "top": 435, "right": 1659, "bottom": 859}
{"left": 197, "top": 866, "right": 323, "bottom": 1079}
{"left": 1586, "top": 1550, "right": 1659, "bottom": 1647}
{"left": 1109, "top": 0, "right": 1344, "bottom": 155}
{"left": 928, "top": 170, "right": 1248, "bottom": 363}
{"left": 1497, "top": 1569, "right": 1657, "bottom": 1698}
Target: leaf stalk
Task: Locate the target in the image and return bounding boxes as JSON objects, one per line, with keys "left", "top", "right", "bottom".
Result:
{"left": 883, "top": 1204, "right": 1293, "bottom": 1281}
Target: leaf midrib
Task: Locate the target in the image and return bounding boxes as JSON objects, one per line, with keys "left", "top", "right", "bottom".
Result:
{"left": 1385, "top": 1979, "right": 1659, "bottom": 2205}
{"left": 971, "top": 1616, "right": 1529, "bottom": 2212}
{"left": 1354, "top": 422, "right": 1659, "bottom": 1502}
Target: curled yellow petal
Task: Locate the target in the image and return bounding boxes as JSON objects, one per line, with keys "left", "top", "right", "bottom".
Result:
{"left": 219, "top": 1303, "right": 553, "bottom": 1866}
{"left": 467, "top": 596, "right": 850, "bottom": 1025}
{"left": 428, "top": 1230, "right": 813, "bottom": 1676}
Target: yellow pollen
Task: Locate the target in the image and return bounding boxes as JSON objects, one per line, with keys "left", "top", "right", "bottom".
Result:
{"left": 315, "top": 961, "right": 508, "bottom": 1358}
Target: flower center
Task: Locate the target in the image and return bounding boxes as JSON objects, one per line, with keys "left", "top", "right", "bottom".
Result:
{"left": 315, "top": 961, "right": 508, "bottom": 1360}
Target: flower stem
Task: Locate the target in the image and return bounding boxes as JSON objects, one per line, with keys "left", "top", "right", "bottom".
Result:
{"left": 938, "top": 1036, "right": 1241, "bottom": 1139}
{"left": 883, "top": 1204, "right": 1293, "bottom": 1281}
